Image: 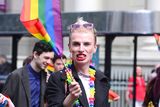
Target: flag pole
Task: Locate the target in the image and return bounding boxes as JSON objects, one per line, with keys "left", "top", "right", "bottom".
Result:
{"left": 60, "top": 57, "right": 74, "bottom": 83}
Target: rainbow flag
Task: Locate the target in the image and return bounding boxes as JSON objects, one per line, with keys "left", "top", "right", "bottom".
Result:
{"left": 46, "top": 63, "right": 55, "bottom": 72}
{"left": 20, "top": 0, "right": 63, "bottom": 56}
{"left": 154, "top": 34, "right": 160, "bottom": 51}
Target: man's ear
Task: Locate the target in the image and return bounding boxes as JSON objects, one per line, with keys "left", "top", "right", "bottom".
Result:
{"left": 33, "top": 51, "right": 39, "bottom": 59}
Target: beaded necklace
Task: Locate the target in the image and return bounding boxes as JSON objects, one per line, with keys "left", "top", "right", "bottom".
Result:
{"left": 65, "top": 64, "right": 96, "bottom": 107}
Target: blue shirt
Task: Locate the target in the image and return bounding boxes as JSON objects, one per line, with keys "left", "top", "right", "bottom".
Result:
{"left": 27, "top": 64, "right": 41, "bottom": 107}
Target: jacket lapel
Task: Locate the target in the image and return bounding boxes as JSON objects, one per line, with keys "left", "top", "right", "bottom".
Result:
{"left": 71, "top": 66, "right": 89, "bottom": 107}
{"left": 78, "top": 80, "right": 89, "bottom": 107}
{"left": 21, "top": 66, "right": 31, "bottom": 106}
{"left": 94, "top": 71, "right": 109, "bottom": 107}
{"left": 40, "top": 71, "right": 46, "bottom": 107}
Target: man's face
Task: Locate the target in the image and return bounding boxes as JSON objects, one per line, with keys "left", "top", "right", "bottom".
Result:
{"left": 136, "top": 67, "right": 142, "bottom": 76}
{"left": 54, "top": 58, "right": 66, "bottom": 71}
{"left": 34, "top": 52, "right": 54, "bottom": 70}
{"left": 69, "top": 31, "right": 97, "bottom": 65}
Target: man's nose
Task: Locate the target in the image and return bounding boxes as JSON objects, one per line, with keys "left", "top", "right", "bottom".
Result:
{"left": 79, "top": 44, "right": 85, "bottom": 52}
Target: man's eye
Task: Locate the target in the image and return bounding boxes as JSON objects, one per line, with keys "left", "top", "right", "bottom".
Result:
{"left": 84, "top": 42, "right": 90, "bottom": 46}
{"left": 72, "top": 42, "right": 79, "bottom": 46}
{"left": 44, "top": 57, "right": 49, "bottom": 59}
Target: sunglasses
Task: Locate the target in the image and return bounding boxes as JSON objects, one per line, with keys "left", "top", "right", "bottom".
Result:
{"left": 69, "top": 23, "right": 94, "bottom": 32}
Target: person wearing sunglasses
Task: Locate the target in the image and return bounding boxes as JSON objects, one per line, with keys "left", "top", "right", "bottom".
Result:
{"left": 46, "top": 17, "right": 110, "bottom": 107}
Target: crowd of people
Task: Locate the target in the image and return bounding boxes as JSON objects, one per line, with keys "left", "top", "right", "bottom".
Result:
{"left": 0, "top": 18, "right": 160, "bottom": 107}
{"left": 0, "top": 18, "right": 110, "bottom": 107}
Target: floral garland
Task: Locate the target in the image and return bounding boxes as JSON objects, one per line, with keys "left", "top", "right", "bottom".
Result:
{"left": 65, "top": 64, "right": 96, "bottom": 107}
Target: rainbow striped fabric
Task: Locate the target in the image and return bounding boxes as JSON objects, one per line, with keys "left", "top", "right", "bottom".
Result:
{"left": 20, "top": 0, "right": 63, "bottom": 56}
{"left": 154, "top": 34, "right": 160, "bottom": 51}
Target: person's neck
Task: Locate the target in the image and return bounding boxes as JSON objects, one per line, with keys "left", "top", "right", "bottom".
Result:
{"left": 74, "top": 63, "right": 90, "bottom": 75}
{"left": 30, "top": 61, "right": 41, "bottom": 73}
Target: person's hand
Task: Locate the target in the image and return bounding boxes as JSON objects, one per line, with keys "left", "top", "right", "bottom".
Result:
{"left": 69, "top": 81, "right": 82, "bottom": 99}
{"left": 0, "top": 93, "right": 15, "bottom": 107}
{"left": 63, "top": 81, "right": 82, "bottom": 107}
{"left": 0, "top": 93, "right": 8, "bottom": 105}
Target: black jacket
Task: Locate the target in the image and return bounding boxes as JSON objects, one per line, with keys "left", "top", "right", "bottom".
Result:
{"left": 46, "top": 65, "right": 110, "bottom": 107}
{"left": 143, "top": 77, "right": 159, "bottom": 107}
{"left": 2, "top": 65, "right": 46, "bottom": 107}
